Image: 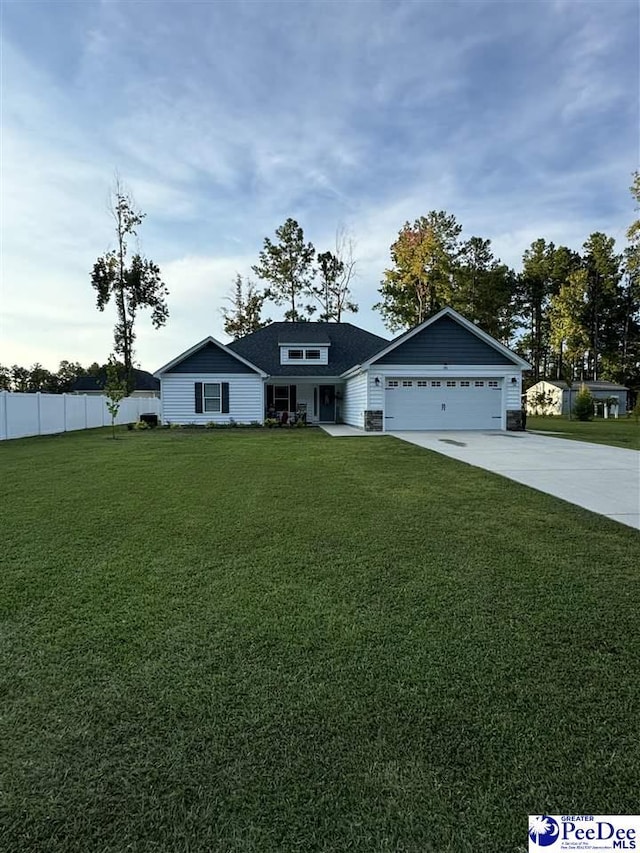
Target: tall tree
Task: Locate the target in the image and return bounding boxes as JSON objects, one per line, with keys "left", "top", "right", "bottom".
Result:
{"left": 221, "top": 274, "right": 270, "bottom": 340}
{"left": 581, "top": 232, "right": 622, "bottom": 380}
{"left": 0, "top": 365, "right": 12, "bottom": 390}
{"left": 617, "top": 172, "right": 640, "bottom": 384}
{"left": 516, "top": 239, "right": 558, "bottom": 381}
{"left": 549, "top": 268, "right": 590, "bottom": 380}
{"left": 252, "top": 218, "right": 315, "bottom": 322}
{"left": 453, "top": 236, "right": 517, "bottom": 342}
{"left": 91, "top": 181, "right": 169, "bottom": 394}
{"left": 375, "top": 211, "right": 462, "bottom": 332}
{"left": 10, "top": 365, "right": 29, "bottom": 392}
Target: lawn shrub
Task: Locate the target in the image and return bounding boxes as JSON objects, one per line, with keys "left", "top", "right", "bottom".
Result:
{"left": 573, "top": 386, "right": 595, "bottom": 421}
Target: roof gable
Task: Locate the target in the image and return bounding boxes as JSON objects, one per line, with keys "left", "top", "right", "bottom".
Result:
{"left": 155, "top": 337, "right": 265, "bottom": 376}
{"left": 365, "top": 308, "right": 530, "bottom": 369}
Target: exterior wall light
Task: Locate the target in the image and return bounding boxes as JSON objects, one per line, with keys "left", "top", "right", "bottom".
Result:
{"left": 374, "top": 377, "right": 381, "bottom": 386}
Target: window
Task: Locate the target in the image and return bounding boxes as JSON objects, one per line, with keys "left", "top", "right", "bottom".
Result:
{"left": 431, "top": 380, "right": 441, "bottom": 387}
{"left": 305, "top": 349, "right": 321, "bottom": 360}
{"left": 387, "top": 380, "right": 399, "bottom": 388}
{"left": 446, "top": 380, "right": 456, "bottom": 387}
{"left": 475, "top": 381, "right": 485, "bottom": 387}
{"left": 417, "top": 381, "right": 428, "bottom": 387}
{"left": 460, "top": 381, "right": 470, "bottom": 387}
{"left": 274, "top": 385, "right": 290, "bottom": 411}
{"left": 488, "top": 380, "right": 499, "bottom": 388}
{"left": 288, "top": 349, "right": 304, "bottom": 360}
{"left": 402, "top": 380, "right": 413, "bottom": 387}
{"left": 203, "top": 383, "right": 221, "bottom": 413}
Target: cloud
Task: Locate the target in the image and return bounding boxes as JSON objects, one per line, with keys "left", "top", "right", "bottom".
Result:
{"left": 0, "top": 0, "right": 637, "bottom": 370}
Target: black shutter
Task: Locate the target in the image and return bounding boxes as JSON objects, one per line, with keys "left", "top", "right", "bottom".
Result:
{"left": 221, "top": 382, "right": 230, "bottom": 414}
{"left": 266, "top": 385, "right": 274, "bottom": 409}
{"left": 195, "top": 382, "right": 203, "bottom": 413}
{"left": 290, "top": 385, "right": 297, "bottom": 411}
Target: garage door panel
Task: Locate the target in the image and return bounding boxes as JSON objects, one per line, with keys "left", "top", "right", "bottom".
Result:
{"left": 385, "top": 378, "right": 502, "bottom": 430}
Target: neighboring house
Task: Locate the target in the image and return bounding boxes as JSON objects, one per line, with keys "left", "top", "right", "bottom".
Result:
{"left": 72, "top": 368, "right": 160, "bottom": 398}
{"left": 154, "top": 307, "right": 531, "bottom": 431}
{"left": 525, "top": 380, "right": 629, "bottom": 417}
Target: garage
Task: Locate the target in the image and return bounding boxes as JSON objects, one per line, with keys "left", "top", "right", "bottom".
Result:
{"left": 384, "top": 377, "right": 503, "bottom": 430}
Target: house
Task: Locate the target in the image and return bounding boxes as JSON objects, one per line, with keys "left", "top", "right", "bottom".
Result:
{"left": 525, "top": 380, "right": 629, "bottom": 417}
{"left": 72, "top": 369, "right": 160, "bottom": 398}
{"left": 154, "top": 307, "right": 531, "bottom": 431}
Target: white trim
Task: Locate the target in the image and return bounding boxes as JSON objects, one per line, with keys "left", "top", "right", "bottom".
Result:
{"left": 278, "top": 341, "right": 331, "bottom": 347}
{"left": 355, "top": 307, "right": 531, "bottom": 371}
{"left": 154, "top": 336, "right": 267, "bottom": 377}
{"left": 203, "top": 382, "right": 222, "bottom": 413}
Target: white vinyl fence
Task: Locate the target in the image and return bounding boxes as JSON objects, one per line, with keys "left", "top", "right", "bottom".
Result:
{"left": 0, "top": 392, "right": 162, "bottom": 441}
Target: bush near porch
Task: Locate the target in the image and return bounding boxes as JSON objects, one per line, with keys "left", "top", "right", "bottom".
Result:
{"left": 1, "top": 429, "right": 638, "bottom": 852}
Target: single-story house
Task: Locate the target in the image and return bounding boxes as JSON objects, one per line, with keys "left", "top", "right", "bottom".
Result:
{"left": 525, "top": 380, "right": 629, "bottom": 417}
{"left": 154, "top": 307, "right": 531, "bottom": 431}
{"left": 72, "top": 369, "right": 160, "bottom": 398}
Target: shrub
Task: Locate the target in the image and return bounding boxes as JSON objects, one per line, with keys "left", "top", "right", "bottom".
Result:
{"left": 134, "top": 420, "right": 149, "bottom": 430}
{"left": 264, "top": 418, "right": 279, "bottom": 428}
{"left": 205, "top": 421, "right": 217, "bottom": 429}
{"left": 573, "top": 386, "right": 595, "bottom": 421}
{"left": 169, "top": 422, "right": 182, "bottom": 430}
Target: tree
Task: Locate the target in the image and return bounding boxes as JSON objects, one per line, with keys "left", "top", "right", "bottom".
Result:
{"left": 617, "top": 172, "right": 640, "bottom": 385}
{"left": 55, "top": 361, "right": 87, "bottom": 393}
{"left": 308, "top": 227, "right": 359, "bottom": 322}
{"left": 516, "top": 239, "right": 557, "bottom": 381}
{"left": 91, "top": 181, "right": 169, "bottom": 394}
{"left": 0, "top": 365, "right": 11, "bottom": 391}
{"left": 573, "top": 385, "right": 594, "bottom": 421}
{"left": 221, "top": 274, "right": 270, "bottom": 340}
{"left": 453, "top": 236, "right": 517, "bottom": 342}
{"left": 10, "top": 365, "right": 29, "bottom": 392}
{"left": 581, "top": 232, "right": 622, "bottom": 380}
{"left": 104, "top": 357, "right": 127, "bottom": 439}
{"left": 549, "top": 268, "right": 590, "bottom": 380}
{"left": 375, "top": 211, "right": 462, "bottom": 332}
{"left": 252, "top": 218, "right": 316, "bottom": 322}
{"left": 26, "top": 363, "right": 55, "bottom": 393}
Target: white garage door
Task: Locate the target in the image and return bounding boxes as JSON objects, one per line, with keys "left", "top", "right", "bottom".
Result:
{"left": 385, "top": 378, "right": 503, "bottom": 430}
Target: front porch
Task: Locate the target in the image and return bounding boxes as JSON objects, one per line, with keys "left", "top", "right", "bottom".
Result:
{"left": 265, "top": 382, "right": 343, "bottom": 424}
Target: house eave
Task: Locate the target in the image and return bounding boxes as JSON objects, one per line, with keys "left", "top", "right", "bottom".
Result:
{"left": 360, "top": 307, "right": 532, "bottom": 371}
{"left": 154, "top": 336, "right": 267, "bottom": 378}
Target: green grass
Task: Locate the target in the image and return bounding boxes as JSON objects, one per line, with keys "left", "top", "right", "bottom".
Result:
{"left": 1, "top": 428, "right": 639, "bottom": 853}
{"left": 527, "top": 414, "right": 640, "bottom": 449}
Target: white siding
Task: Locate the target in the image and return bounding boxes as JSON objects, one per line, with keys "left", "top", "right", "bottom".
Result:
{"left": 279, "top": 346, "right": 329, "bottom": 366}
{"left": 343, "top": 373, "right": 368, "bottom": 428}
{"left": 161, "top": 373, "right": 264, "bottom": 424}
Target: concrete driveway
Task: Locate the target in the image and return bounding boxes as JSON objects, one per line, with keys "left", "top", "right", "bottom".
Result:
{"left": 390, "top": 430, "right": 640, "bottom": 530}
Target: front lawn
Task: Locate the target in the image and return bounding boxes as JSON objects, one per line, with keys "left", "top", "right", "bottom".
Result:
{"left": 1, "top": 428, "right": 638, "bottom": 853}
{"left": 526, "top": 414, "right": 639, "bottom": 449}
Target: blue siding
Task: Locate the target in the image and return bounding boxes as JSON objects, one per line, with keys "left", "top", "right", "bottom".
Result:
{"left": 169, "top": 342, "right": 258, "bottom": 374}
{"left": 374, "top": 316, "right": 513, "bottom": 365}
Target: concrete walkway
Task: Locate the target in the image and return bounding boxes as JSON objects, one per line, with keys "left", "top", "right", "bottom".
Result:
{"left": 320, "top": 425, "right": 385, "bottom": 437}
{"left": 390, "top": 430, "right": 640, "bottom": 530}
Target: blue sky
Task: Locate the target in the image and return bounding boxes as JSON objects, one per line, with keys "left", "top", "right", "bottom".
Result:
{"left": 1, "top": 0, "right": 637, "bottom": 372}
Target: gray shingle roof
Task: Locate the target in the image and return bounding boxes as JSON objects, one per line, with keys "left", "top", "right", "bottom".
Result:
{"left": 544, "top": 380, "right": 629, "bottom": 391}
{"left": 72, "top": 368, "right": 160, "bottom": 392}
{"left": 228, "top": 322, "right": 390, "bottom": 376}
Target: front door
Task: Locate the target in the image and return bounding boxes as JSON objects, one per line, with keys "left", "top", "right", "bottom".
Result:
{"left": 319, "top": 385, "right": 335, "bottom": 422}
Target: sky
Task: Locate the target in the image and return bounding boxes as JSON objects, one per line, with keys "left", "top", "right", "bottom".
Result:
{"left": 1, "top": 0, "right": 638, "bottom": 373}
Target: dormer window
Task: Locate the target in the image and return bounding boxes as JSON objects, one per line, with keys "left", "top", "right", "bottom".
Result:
{"left": 280, "top": 344, "right": 329, "bottom": 365}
